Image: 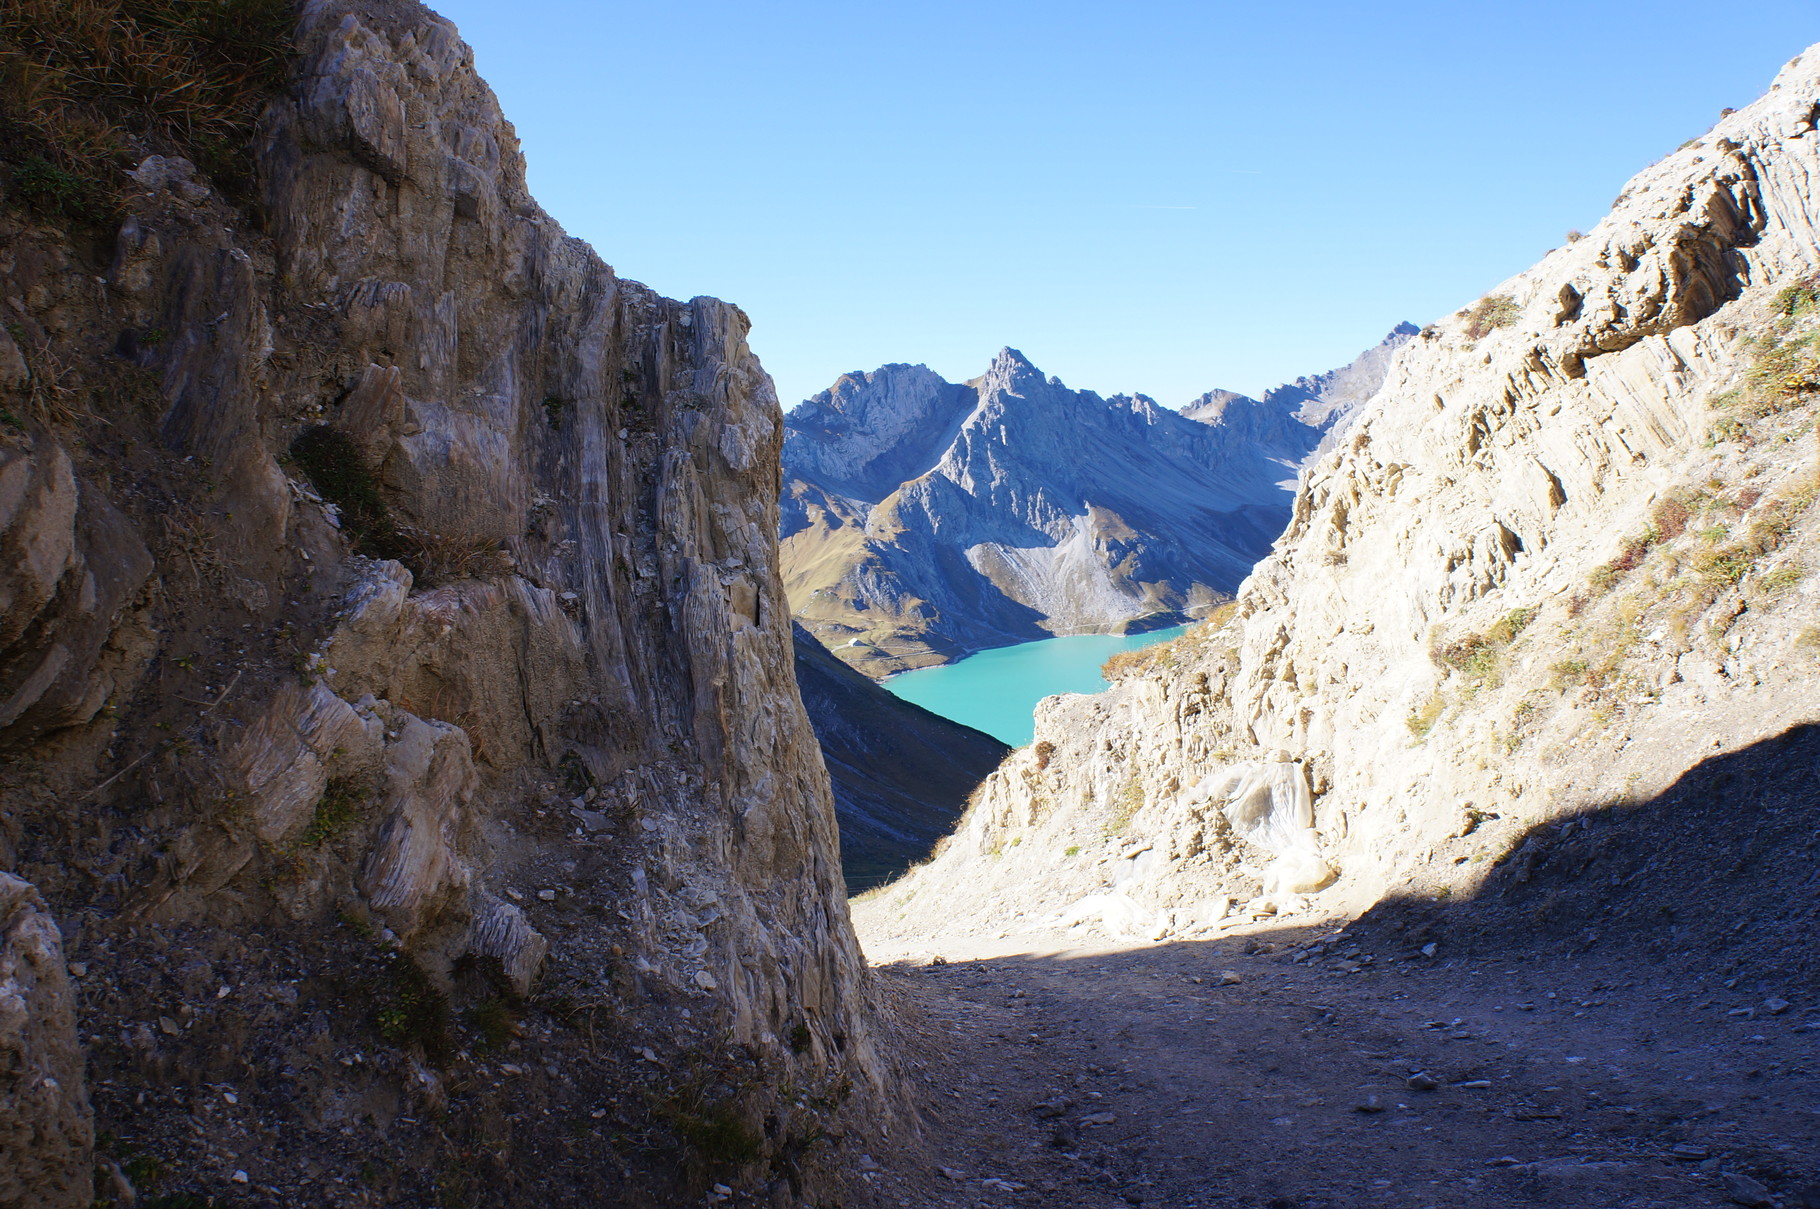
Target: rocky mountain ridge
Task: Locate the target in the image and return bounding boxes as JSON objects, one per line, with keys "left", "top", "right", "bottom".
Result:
{"left": 1183, "top": 320, "right": 1418, "bottom": 454}
{"left": 782, "top": 332, "right": 1409, "bottom": 678}
{"left": 856, "top": 49, "right": 1820, "bottom": 989}
{"left": 0, "top": 3, "right": 892, "bottom": 1205}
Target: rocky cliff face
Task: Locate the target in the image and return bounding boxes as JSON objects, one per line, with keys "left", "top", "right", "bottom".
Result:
{"left": 857, "top": 50, "right": 1820, "bottom": 968}
{"left": 782, "top": 351, "right": 1317, "bottom": 677}
{"left": 0, "top": 3, "right": 885, "bottom": 1204}
{"left": 0, "top": 874, "right": 89, "bottom": 1209}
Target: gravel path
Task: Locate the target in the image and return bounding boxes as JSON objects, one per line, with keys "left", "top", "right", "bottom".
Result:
{"left": 856, "top": 922, "right": 1820, "bottom": 1209}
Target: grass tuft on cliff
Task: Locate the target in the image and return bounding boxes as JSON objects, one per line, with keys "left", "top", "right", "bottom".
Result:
{"left": 0, "top": 0, "right": 296, "bottom": 224}
{"left": 1462, "top": 293, "right": 1520, "bottom": 340}
{"left": 1101, "top": 601, "right": 1239, "bottom": 682}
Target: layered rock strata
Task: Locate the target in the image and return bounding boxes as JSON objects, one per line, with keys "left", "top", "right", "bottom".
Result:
{"left": 0, "top": 2, "right": 883, "bottom": 1204}
{"left": 857, "top": 50, "right": 1820, "bottom": 961}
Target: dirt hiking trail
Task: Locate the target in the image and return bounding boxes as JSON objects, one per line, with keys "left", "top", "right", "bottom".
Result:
{"left": 854, "top": 922, "right": 1818, "bottom": 1209}
{"left": 841, "top": 716, "right": 1820, "bottom": 1209}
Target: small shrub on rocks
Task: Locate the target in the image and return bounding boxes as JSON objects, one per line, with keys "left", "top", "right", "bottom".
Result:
{"left": 375, "top": 956, "right": 452, "bottom": 1060}
{"left": 1434, "top": 606, "right": 1537, "bottom": 697}
{"left": 1463, "top": 294, "right": 1521, "bottom": 340}
{"left": 300, "top": 777, "right": 366, "bottom": 847}
{"left": 1550, "top": 658, "right": 1591, "bottom": 690}
{"left": 1405, "top": 693, "right": 1444, "bottom": 739}
{"left": 1756, "top": 563, "right": 1808, "bottom": 595}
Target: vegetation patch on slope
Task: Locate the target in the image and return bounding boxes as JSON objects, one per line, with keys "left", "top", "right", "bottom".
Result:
{"left": 0, "top": 0, "right": 296, "bottom": 227}
{"left": 1101, "top": 601, "right": 1238, "bottom": 682}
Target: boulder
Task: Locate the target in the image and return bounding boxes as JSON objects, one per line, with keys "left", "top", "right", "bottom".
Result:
{"left": 0, "top": 874, "right": 91, "bottom": 1209}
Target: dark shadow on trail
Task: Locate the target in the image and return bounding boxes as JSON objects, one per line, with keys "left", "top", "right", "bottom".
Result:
{"left": 869, "top": 723, "right": 1820, "bottom": 1208}
{"left": 1346, "top": 720, "right": 1820, "bottom": 988}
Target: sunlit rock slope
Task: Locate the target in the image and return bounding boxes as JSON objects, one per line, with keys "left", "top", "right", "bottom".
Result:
{"left": 857, "top": 49, "right": 1820, "bottom": 971}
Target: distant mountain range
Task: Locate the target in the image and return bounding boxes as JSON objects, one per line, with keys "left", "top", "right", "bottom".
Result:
{"left": 1184, "top": 321, "right": 1418, "bottom": 455}
{"left": 781, "top": 326, "right": 1415, "bottom": 677}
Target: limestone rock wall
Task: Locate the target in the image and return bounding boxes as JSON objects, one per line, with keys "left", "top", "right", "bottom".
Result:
{"left": 0, "top": 2, "right": 882, "bottom": 1203}
{"left": 0, "top": 874, "right": 90, "bottom": 1209}
{"left": 857, "top": 48, "right": 1820, "bottom": 952}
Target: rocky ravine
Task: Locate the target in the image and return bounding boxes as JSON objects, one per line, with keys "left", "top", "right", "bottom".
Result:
{"left": 781, "top": 334, "right": 1407, "bottom": 679}
{"left": 857, "top": 47, "right": 1820, "bottom": 1029}
{"left": 0, "top": 3, "right": 897, "bottom": 1205}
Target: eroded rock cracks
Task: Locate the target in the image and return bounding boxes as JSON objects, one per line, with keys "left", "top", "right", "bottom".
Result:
{"left": 0, "top": 2, "right": 884, "bottom": 1205}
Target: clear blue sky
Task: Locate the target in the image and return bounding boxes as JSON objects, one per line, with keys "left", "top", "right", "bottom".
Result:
{"left": 430, "top": 1, "right": 1817, "bottom": 407}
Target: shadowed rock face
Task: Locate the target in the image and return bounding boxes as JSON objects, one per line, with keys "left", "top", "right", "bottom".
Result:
{"left": 782, "top": 332, "right": 1414, "bottom": 679}
{"left": 0, "top": 875, "right": 90, "bottom": 1209}
{"left": 0, "top": 1, "right": 885, "bottom": 1201}
{"left": 791, "top": 624, "right": 1007, "bottom": 894}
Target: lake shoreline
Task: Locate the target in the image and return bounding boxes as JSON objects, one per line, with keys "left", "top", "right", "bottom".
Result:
{"left": 878, "top": 625, "right": 1191, "bottom": 747}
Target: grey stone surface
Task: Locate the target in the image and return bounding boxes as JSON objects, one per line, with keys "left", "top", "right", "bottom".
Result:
{"left": 0, "top": 873, "right": 91, "bottom": 1209}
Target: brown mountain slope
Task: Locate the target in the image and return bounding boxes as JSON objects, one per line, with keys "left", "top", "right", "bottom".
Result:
{"left": 792, "top": 624, "right": 1007, "bottom": 893}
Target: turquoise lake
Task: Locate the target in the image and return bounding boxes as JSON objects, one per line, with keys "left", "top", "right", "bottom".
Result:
{"left": 881, "top": 625, "right": 1191, "bottom": 747}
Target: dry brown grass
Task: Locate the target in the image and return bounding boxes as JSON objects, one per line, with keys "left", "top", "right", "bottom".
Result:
{"left": 1100, "top": 602, "right": 1239, "bottom": 682}
{"left": 1463, "top": 293, "right": 1520, "bottom": 340}
{"left": 1432, "top": 605, "right": 1537, "bottom": 691}
{"left": 1798, "top": 625, "right": 1820, "bottom": 658}
{"left": 1706, "top": 280, "right": 1820, "bottom": 428}
{"left": 10, "top": 325, "right": 80, "bottom": 423}
{"left": 156, "top": 503, "right": 226, "bottom": 592}
{"left": 397, "top": 526, "right": 513, "bottom": 587}
{"left": 0, "top": 0, "right": 295, "bottom": 222}
{"left": 1405, "top": 691, "right": 1445, "bottom": 740}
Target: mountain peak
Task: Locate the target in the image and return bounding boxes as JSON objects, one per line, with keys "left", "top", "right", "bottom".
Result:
{"left": 970, "top": 346, "right": 1051, "bottom": 394}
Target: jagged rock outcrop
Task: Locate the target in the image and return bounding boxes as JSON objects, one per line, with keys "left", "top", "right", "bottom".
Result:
{"left": 0, "top": 3, "right": 885, "bottom": 1203}
{"left": 782, "top": 352, "right": 1312, "bottom": 677}
{"left": 791, "top": 624, "right": 1007, "bottom": 893}
{"left": 0, "top": 874, "right": 90, "bottom": 1209}
{"left": 1183, "top": 321, "right": 1418, "bottom": 454}
{"left": 857, "top": 50, "right": 1820, "bottom": 962}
